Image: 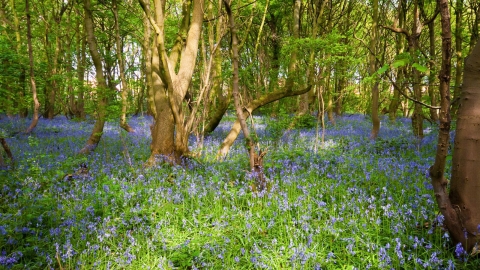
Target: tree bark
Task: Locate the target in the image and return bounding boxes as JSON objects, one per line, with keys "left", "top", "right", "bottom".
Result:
{"left": 448, "top": 39, "right": 480, "bottom": 252}
{"left": 25, "top": 0, "right": 40, "bottom": 134}
{"left": 451, "top": 0, "right": 463, "bottom": 117}
{"left": 431, "top": 0, "right": 480, "bottom": 253}
{"left": 79, "top": 0, "right": 109, "bottom": 154}
{"left": 139, "top": 0, "right": 204, "bottom": 164}
{"left": 427, "top": 18, "right": 438, "bottom": 121}
{"left": 370, "top": 0, "right": 380, "bottom": 140}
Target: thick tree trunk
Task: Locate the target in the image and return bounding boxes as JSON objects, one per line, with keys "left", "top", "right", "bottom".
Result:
{"left": 140, "top": 0, "right": 204, "bottom": 164}
{"left": 25, "top": 0, "right": 39, "bottom": 134}
{"left": 80, "top": 0, "right": 108, "bottom": 154}
{"left": 148, "top": 76, "right": 175, "bottom": 163}
{"left": 431, "top": 0, "right": 480, "bottom": 253}
{"left": 449, "top": 40, "right": 480, "bottom": 252}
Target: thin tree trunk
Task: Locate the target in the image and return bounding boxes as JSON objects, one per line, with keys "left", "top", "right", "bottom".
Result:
{"left": 141, "top": 1, "right": 156, "bottom": 118}
{"left": 224, "top": 0, "right": 266, "bottom": 191}
{"left": 469, "top": 3, "right": 479, "bottom": 52}
{"left": 370, "top": 0, "right": 380, "bottom": 140}
{"left": 0, "top": 138, "right": 14, "bottom": 166}
{"left": 410, "top": 0, "right": 423, "bottom": 138}
{"left": 218, "top": 85, "right": 311, "bottom": 158}
{"left": 452, "top": 0, "right": 463, "bottom": 117}
{"left": 75, "top": 16, "right": 86, "bottom": 119}
{"left": 113, "top": 0, "right": 134, "bottom": 132}
{"left": 427, "top": 19, "right": 438, "bottom": 121}
{"left": 25, "top": 0, "right": 40, "bottom": 134}
{"left": 80, "top": 0, "right": 109, "bottom": 154}
{"left": 204, "top": 0, "right": 229, "bottom": 133}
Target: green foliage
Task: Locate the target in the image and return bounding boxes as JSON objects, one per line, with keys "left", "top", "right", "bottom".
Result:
{"left": 293, "top": 113, "right": 316, "bottom": 129}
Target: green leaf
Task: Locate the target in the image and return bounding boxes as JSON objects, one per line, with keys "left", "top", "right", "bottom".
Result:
{"left": 412, "top": 63, "right": 429, "bottom": 73}
{"left": 377, "top": 64, "right": 389, "bottom": 75}
{"left": 392, "top": 58, "right": 409, "bottom": 68}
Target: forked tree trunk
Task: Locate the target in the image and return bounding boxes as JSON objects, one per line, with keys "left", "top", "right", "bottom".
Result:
{"left": 79, "top": 0, "right": 109, "bottom": 154}
{"left": 431, "top": 0, "right": 480, "bottom": 253}
{"left": 139, "top": 0, "right": 204, "bottom": 164}
{"left": 25, "top": 0, "right": 39, "bottom": 134}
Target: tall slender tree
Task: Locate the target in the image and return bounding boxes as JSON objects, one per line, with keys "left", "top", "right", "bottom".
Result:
{"left": 25, "top": 0, "right": 40, "bottom": 134}
{"left": 113, "top": 0, "right": 134, "bottom": 132}
{"left": 79, "top": 0, "right": 110, "bottom": 154}
{"left": 370, "top": 0, "right": 380, "bottom": 139}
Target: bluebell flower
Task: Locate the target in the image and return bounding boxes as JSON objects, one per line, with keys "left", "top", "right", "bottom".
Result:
{"left": 454, "top": 242, "right": 466, "bottom": 260}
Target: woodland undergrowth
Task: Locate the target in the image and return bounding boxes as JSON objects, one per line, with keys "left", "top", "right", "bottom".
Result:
{"left": 0, "top": 114, "right": 476, "bottom": 269}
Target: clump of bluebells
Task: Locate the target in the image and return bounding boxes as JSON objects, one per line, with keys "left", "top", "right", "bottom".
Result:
{"left": 0, "top": 114, "right": 479, "bottom": 269}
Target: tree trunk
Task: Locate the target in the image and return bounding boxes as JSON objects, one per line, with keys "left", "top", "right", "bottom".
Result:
{"left": 218, "top": 85, "right": 311, "bottom": 158}
{"left": 427, "top": 20, "right": 438, "bottom": 122}
{"left": 468, "top": 2, "right": 479, "bottom": 52}
{"left": 0, "top": 138, "right": 14, "bottom": 167}
{"left": 139, "top": 0, "right": 204, "bottom": 164}
{"left": 79, "top": 0, "right": 109, "bottom": 154}
{"left": 113, "top": 0, "right": 134, "bottom": 132}
{"left": 75, "top": 17, "right": 86, "bottom": 119}
{"left": 449, "top": 39, "right": 480, "bottom": 252}
{"left": 431, "top": 0, "right": 480, "bottom": 253}
{"left": 410, "top": 0, "right": 423, "bottom": 138}
{"left": 224, "top": 0, "right": 267, "bottom": 191}
{"left": 204, "top": 0, "right": 229, "bottom": 134}
{"left": 370, "top": 0, "right": 380, "bottom": 140}
{"left": 141, "top": 1, "right": 156, "bottom": 118}
{"left": 25, "top": 0, "right": 40, "bottom": 134}
{"left": 451, "top": 0, "right": 463, "bottom": 117}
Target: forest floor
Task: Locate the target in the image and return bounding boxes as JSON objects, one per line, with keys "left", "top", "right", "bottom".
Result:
{"left": 0, "top": 113, "right": 477, "bottom": 269}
